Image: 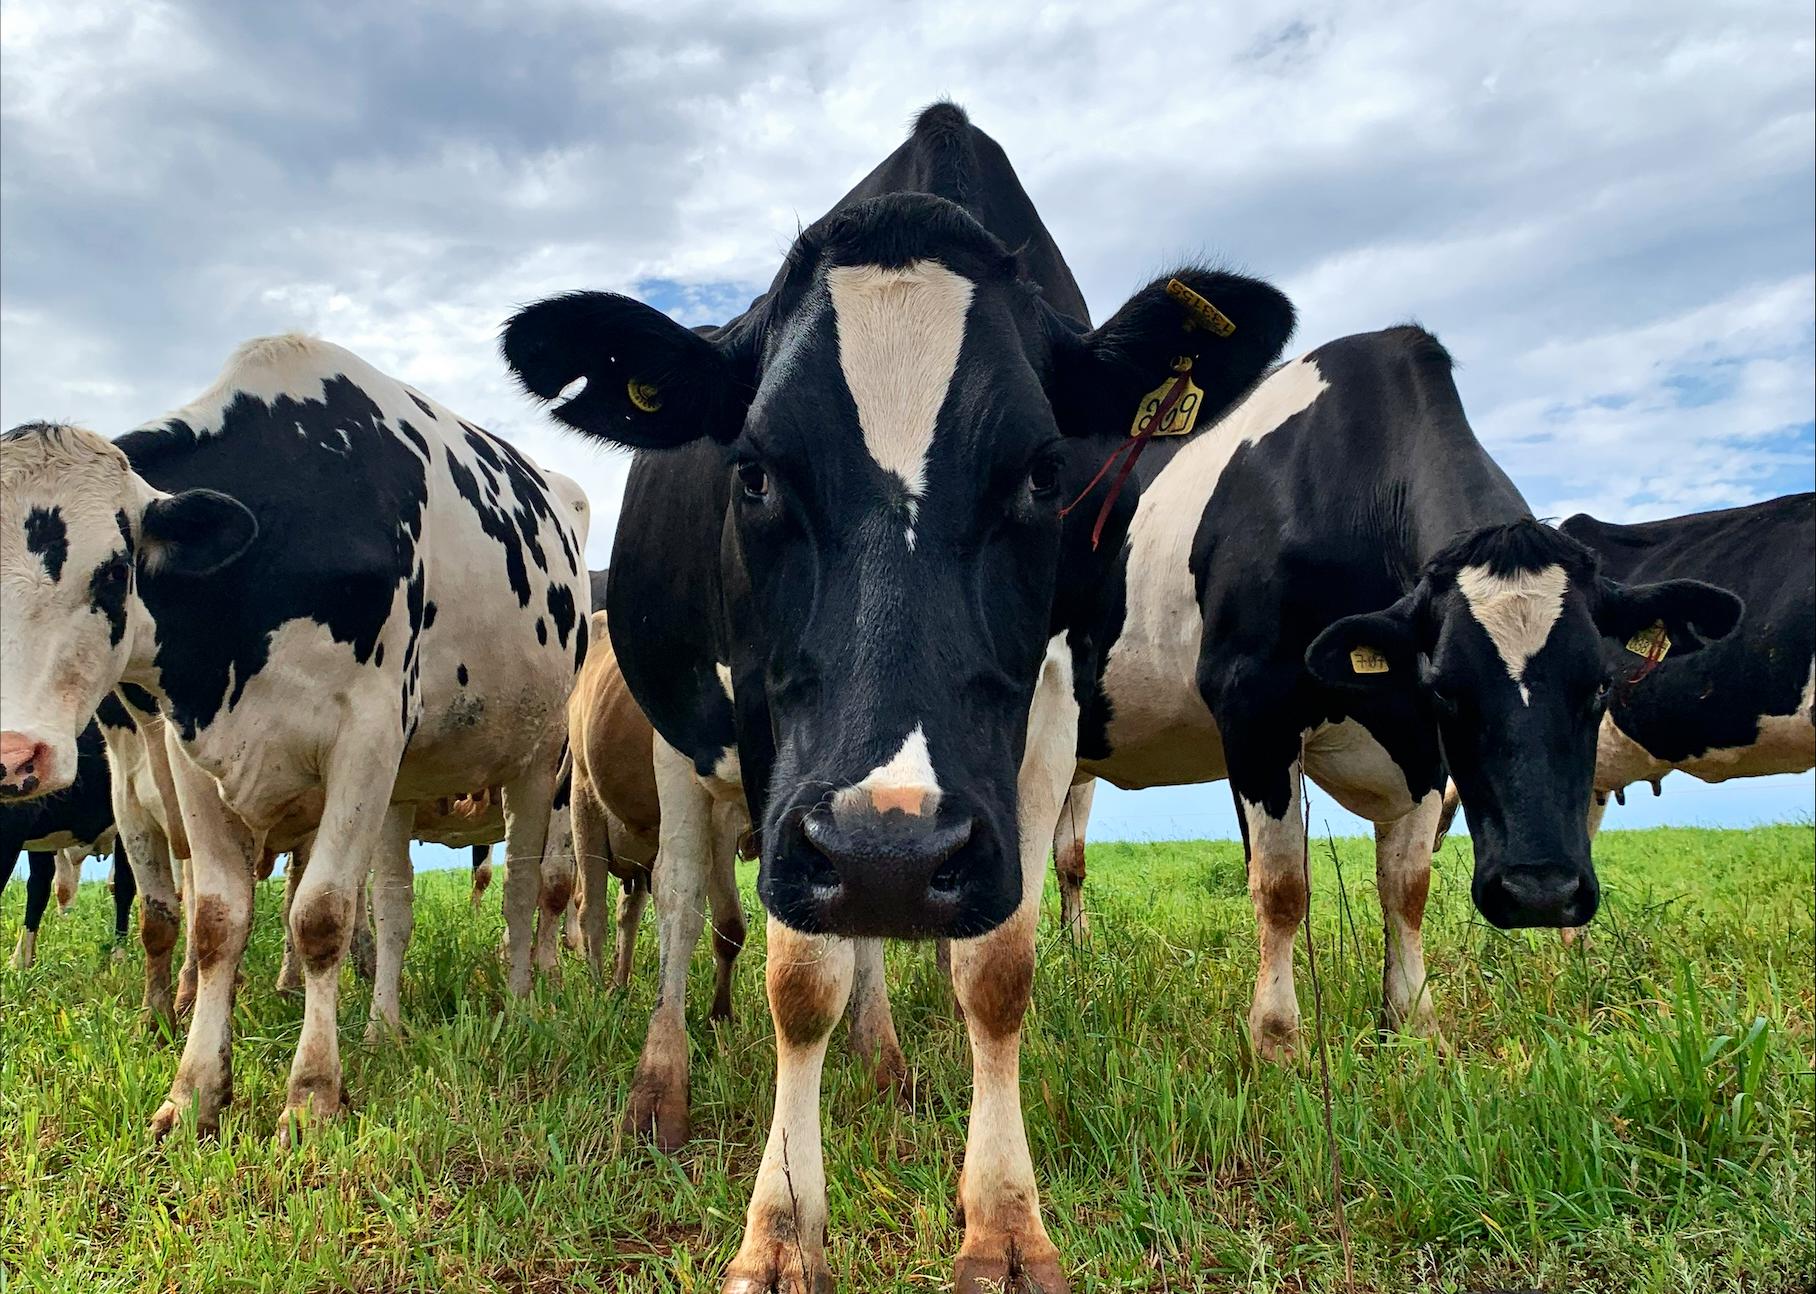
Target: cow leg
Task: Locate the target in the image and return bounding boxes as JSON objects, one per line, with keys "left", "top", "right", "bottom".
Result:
{"left": 570, "top": 783, "right": 611, "bottom": 978}
{"left": 532, "top": 800, "right": 575, "bottom": 978}
{"left": 365, "top": 807, "right": 415, "bottom": 1039}
{"left": 54, "top": 846, "right": 81, "bottom": 914}
{"left": 1236, "top": 764, "right": 1308, "bottom": 1062}
{"left": 175, "top": 853, "right": 199, "bottom": 1017}
{"left": 470, "top": 843, "right": 493, "bottom": 908}
{"left": 279, "top": 744, "right": 407, "bottom": 1142}
{"left": 499, "top": 763, "right": 559, "bottom": 997}
{"left": 847, "top": 937, "right": 908, "bottom": 1099}
{"left": 349, "top": 864, "right": 377, "bottom": 983}
{"left": 624, "top": 736, "right": 711, "bottom": 1150}
{"left": 111, "top": 841, "right": 136, "bottom": 940}
{"left": 706, "top": 800, "right": 747, "bottom": 1024}
{"left": 1375, "top": 792, "right": 1441, "bottom": 1036}
{"left": 149, "top": 756, "right": 261, "bottom": 1140}
{"left": 722, "top": 921, "right": 853, "bottom": 1294}
{"left": 949, "top": 652, "right": 1075, "bottom": 1294}
{"left": 275, "top": 846, "right": 310, "bottom": 994}
{"left": 11, "top": 851, "right": 54, "bottom": 969}
{"left": 112, "top": 796, "right": 180, "bottom": 1025}
{"left": 1431, "top": 779, "right": 1463, "bottom": 850}
{"left": 615, "top": 867, "right": 651, "bottom": 990}
{"left": 1052, "top": 779, "right": 1092, "bottom": 938}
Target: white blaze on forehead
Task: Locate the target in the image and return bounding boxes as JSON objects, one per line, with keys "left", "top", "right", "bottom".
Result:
{"left": 833, "top": 722, "right": 941, "bottom": 818}
{"left": 826, "top": 261, "right": 975, "bottom": 505}
{"left": 1456, "top": 563, "right": 1570, "bottom": 704}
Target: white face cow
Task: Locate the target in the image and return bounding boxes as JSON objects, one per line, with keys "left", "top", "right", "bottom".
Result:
{"left": 0, "top": 423, "right": 254, "bottom": 798}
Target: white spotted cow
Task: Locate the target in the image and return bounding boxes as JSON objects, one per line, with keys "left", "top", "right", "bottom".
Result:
{"left": 0, "top": 334, "right": 588, "bottom": 1141}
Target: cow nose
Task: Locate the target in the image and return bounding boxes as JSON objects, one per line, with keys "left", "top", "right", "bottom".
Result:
{"left": 1483, "top": 866, "right": 1597, "bottom": 929}
{"left": 0, "top": 732, "right": 52, "bottom": 799}
{"left": 774, "top": 805, "right": 978, "bottom": 937}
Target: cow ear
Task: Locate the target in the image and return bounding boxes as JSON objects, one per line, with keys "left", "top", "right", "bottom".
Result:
{"left": 1305, "top": 591, "right": 1425, "bottom": 691}
{"left": 139, "top": 489, "right": 258, "bottom": 578}
{"left": 1595, "top": 577, "right": 1743, "bottom": 658}
{"left": 1049, "top": 269, "right": 1295, "bottom": 439}
{"left": 501, "top": 291, "right": 752, "bottom": 450}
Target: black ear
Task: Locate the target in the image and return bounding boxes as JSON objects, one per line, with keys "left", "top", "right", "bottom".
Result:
{"left": 1595, "top": 577, "right": 1743, "bottom": 657}
{"left": 501, "top": 291, "right": 752, "bottom": 450}
{"left": 140, "top": 489, "right": 257, "bottom": 578}
{"left": 1049, "top": 268, "right": 1295, "bottom": 439}
{"left": 1305, "top": 591, "right": 1425, "bottom": 691}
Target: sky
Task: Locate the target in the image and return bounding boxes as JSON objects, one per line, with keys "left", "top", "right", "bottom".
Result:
{"left": 4, "top": 0, "right": 1811, "bottom": 852}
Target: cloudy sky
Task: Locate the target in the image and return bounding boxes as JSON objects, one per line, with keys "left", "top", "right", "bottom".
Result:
{"left": 4, "top": 0, "right": 1810, "bottom": 842}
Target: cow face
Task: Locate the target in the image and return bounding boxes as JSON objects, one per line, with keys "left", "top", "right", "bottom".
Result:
{"left": 0, "top": 423, "right": 256, "bottom": 798}
{"left": 1307, "top": 520, "right": 1741, "bottom": 929}
{"left": 504, "top": 195, "right": 1293, "bottom": 939}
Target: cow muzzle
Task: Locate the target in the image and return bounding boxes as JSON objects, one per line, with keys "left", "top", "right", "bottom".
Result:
{"left": 0, "top": 730, "right": 61, "bottom": 799}
{"left": 760, "top": 794, "right": 1019, "bottom": 940}
{"left": 1473, "top": 861, "right": 1600, "bottom": 930}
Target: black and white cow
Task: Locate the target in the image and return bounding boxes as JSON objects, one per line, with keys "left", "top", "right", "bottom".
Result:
{"left": 1067, "top": 327, "right": 1744, "bottom": 1057}
{"left": 1566, "top": 494, "right": 1813, "bottom": 814}
{"left": 504, "top": 103, "right": 1294, "bottom": 1294}
{"left": 2, "top": 710, "right": 118, "bottom": 967}
{"left": 0, "top": 335, "right": 588, "bottom": 1141}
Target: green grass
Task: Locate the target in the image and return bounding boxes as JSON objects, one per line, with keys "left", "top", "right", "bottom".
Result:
{"left": 3, "top": 825, "right": 1812, "bottom": 1292}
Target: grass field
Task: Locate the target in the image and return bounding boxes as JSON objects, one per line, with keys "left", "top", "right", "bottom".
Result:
{"left": 3, "top": 825, "right": 1812, "bottom": 1293}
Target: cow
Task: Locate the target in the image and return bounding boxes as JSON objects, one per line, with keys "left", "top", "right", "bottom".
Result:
{"left": 2, "top": 711, "right": 118, "bottom": 968}
{"left": 503, "top": 102, "right": 1298, "bottom": 1294}
{"left": 0, "top": 334, "right": 589, "bottom": 1141}
{"left": 1430, "top": 493, "right": 1814, "bottom": 929}
{"left": 1061, "top": 326, "right": 1743, "bottom": 1061}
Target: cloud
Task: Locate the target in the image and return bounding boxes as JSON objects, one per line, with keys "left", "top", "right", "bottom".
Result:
{"left": 2, "top": 0, "right": 1811, "bottom": 571}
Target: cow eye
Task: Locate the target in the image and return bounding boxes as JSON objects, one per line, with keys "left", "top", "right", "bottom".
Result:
{"left": 1027, "top": 453, "right": 1062, "bottom": 500}
{"left": 102, "top": 557, "right": 130, "bottom": 585}
{"left": 736, "top": 461, "right": 769, "bottom": 501}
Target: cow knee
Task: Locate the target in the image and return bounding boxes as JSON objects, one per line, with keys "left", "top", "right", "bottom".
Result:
{"left": 767, "top": 950, "right": 845, "bottom": 1047}
{"left": 140, "top": 900, "right": 180, "bottom": 957}
{"left": 958, "top": 939, "right": 1033, "bottom": 1041}
{"left": 1251, "top": 871, "right": 1307, "bottom": 932}
{"left": 713, "top": 914, "right": 746, "bottom": 965}
{"left": 540, "top": 873, "right": 573, "bottom": 915}
{"left": 292, "top": 890, "right": 351, "bottom": 974}
{"left": 191, "top": 895, "right": 244, "bottom": 972}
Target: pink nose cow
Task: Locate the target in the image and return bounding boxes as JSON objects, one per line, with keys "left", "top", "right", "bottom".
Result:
{"left": 0, "top": 733, "right": 52, "bottom": 797}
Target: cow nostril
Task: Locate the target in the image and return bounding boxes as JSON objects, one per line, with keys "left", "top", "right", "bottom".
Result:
{"left": 928, "top": 853, "right": 965, "bottom": 897}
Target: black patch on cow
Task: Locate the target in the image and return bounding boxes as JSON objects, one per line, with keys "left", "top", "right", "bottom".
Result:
{"left": 423, "top": 600, "right": 437, "bottom": 629}
{"left": 119, "top": 681, "right": 159, "bottom": 714}
{"left": 95, "top": 693, "right": 137, "bottom": 732}
{"left": 116, "top": 376, "right": 428, "bottom": 740}
{"left": 88, "top": 553, "right": 129, "bottom": 646}
{"left": 397, "top": 417, "right": 431, "bottom": 459}
{"left": 374, "top": 643, "right": 385, "bottom": 668}
{"left": 24, "top": 507, "right": 68, "bottom": 582}
{"left": 457, "top": 663, "right": 469, "bottom": 687}
{"left": 535, "top": 617, "right": 547, "bottom": 645}
{"left": 114, "top": 510, "right": 135, "bottom": 559}
{"left": 546, "top": 584, "right": 577, "bottom": 649}
{"left": 445, "top": 448, "right": 531, "bottom": 607}
{"left": 407, "top": 391, "right": 438, "bottom": 421}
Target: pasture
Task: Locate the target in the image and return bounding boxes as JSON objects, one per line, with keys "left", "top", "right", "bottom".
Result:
{"left": 3, "top": 824, "right": 1811, "bottom": 1293}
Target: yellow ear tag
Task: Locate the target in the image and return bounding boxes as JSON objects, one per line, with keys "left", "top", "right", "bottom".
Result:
{"left": 1165, "top": 278, "right": 1237, "bottom": 338}
{"left": 1350, "top": 646, "right": 1390, "bottom": 675}
{"left": 627, "top": 380, "right": 662, "bottom": 413}
{"left": 1129, "top": 358, "right": 1204, "bottom": 438}
{"left": 1625, "top": 621, "right": 1671, "bottom": 660}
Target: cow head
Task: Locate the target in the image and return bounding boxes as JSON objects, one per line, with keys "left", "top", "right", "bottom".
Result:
{"left": 0, "top": 422, "right": 255, "bottom": 798}
{"left": 505, "top": 194, "right": 1293, "bottom": 939}
{"left": 1307, "top": 519, "right": 1741, "bottom": 929}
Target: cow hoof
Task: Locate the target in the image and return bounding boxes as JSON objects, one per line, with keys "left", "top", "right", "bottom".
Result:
{"left": 954, "top": 1244, "right": 1069, "bottom": 1293}
{"left": 276, "top": 1095, "right": 344, "bottom": 1149}
{"left": 1249, "top": 1012, "right": 1300, "bottom": 1063}
{"left": 869, "top": 1043, "right": 913, "bottom": 1106}
{"left": 622, "top": 1074, "right": 690, "bottom": 1154}
{"left": 148, "top": 1101, "right": 183, "bottom": 1141}
{"left": 721, "top": 1255, "right": 834, "bottom": 1294}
